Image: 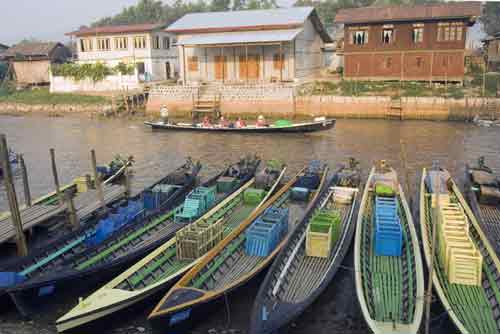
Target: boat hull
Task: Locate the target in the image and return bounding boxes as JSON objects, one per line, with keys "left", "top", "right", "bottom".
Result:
{"left": 144, "top": 119, "right": 335, "bottom": 133}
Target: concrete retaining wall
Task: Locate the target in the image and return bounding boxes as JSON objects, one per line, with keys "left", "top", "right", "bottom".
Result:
{"left": 50, "top": 73, "right": 140, "bottom": 93}
{"left": 147, "top": 84, "right": 500, "bottom": 121}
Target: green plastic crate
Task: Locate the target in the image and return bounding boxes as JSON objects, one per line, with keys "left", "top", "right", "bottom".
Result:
{"left": 375, "top": 183, "right": 395, "bottom": 197}
{"left": 274, "top": 120, "right": 293, "bottom": 128}
{"left": 217, "top": 177, "right": 237, "bottom": 193}
{"left": 243, "top": 188, "right": 266, "bottom": 205}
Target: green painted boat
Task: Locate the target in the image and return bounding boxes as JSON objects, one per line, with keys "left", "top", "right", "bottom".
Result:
{"left": 355, "top": 164, "right": 424, "bottom": 334}
{"left": 55, "top": 164, "right": 286, "bottom": 332}
{"left": 420, "top": 167, "right": 500, "bottom": 334}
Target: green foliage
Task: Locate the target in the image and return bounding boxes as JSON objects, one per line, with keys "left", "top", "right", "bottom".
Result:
{"left": 52, "top": 62, "right": 135, "bottom": 81}
{"left": 485, "top": 73, "right": 500, "bottom": 97}
{"left": 0, "top": 88, "right": 109, "bottom": 105}
{"left": 480, "top": 2, "right": 500, "bottom": 36}
{"left": 0, "top": 62, "right": 8, "bottom": 81}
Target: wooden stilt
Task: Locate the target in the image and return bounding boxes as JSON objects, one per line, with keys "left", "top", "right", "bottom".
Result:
{"left": 64, "top": 189, "right": 80, "bottom": 229}
{"left": 124, "top": 166, "right": 131, "bottom": 198}
{"left": 90, "top": 149, "right": 108, "bottom": 214}
{"left": 19, "top": 154, "right": 31, "bottom": 207}
{"left": 50, "top": 148, "right": 63, "bottom": 206}
{"left": 0, "top": 134, "right": 28, "bottom": 256}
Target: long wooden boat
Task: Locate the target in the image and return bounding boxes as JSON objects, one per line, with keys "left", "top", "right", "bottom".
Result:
{"left": 0, "top": 159, "right": 202, "bottom": 313}
{"left": 144, "top": 118, "right": 335, "bottom": 133}
{"left": 355, "top": 164, "right": 424, "bottom": 334}
{"left": 420, "top": 167, "right": 500, "bottom": 334}
{"left": 249, "top": 161, "right": 361, "bottom": 334}
{"left": 465, "top": 158, "right": 500, "bottom": 256}
{"left": 147, "top": 161, "right": 328, "bottom": 332}
{"left": 55, "top": 161, "right": 284, "bottom": 332}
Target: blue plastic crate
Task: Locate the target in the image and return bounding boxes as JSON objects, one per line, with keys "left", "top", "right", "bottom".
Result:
{"left": 373, "top": 195, "right": 402, "bottom": 257}
{"left": 245, "top": 224, "right": 281, "bottom": 257}
{"left": 295, "top": 174, "right": 320, "bottom": 190}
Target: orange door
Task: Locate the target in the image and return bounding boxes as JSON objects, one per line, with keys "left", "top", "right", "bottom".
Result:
{"left": 214, "top": 56, "right": 227, "bottom": 80}
{"left": 239, "top": 55, "right": 260, "bottom": 80}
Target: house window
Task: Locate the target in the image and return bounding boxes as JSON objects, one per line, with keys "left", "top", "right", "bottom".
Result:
{"left": 97, "top": 38, "right": 111, "bottom": 51}
{"left": 437, "top": 22, "right": 464, "bottom": 42}
{"left": 382, "top": 25, "right": 394, "bottom": 44}
{"left": 153, "top": 36, "right": 160, "bottom": 49}
{"left": 412, "top": 24, "right": 424, "bottom": 43}
{"left": 350, "top": 27, "right": 369, "bottom": 45}
{"left": 134, "top": 36, "right": 147, "bottom": 49}
{"left": 273, "top": 53, "right": 284, "bottom": 70}
{"left": 416, "top": 57, "right": 423, "bottom": 68}
{"left": 80, "top": 38, "right": 92, "bottom": 52}
{"left": 114, "top": 37, "right": 128, "bottom": 50}
{"left": 163, "top": 37, "right": 170, "bottom": 49}
{"left": 188, "top": 56, "right": 198, "bottom": 72}
{"left": 172, "top": 38, "right": 178, "bottom": 46}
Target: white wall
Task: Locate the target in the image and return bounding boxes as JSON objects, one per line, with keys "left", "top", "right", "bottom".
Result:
{"left": 75, "top": 31, "right": 178, "bottom": 82}
{"left": 50, "top": 73, "right": 140, "bottom": 92}
{"left": 295, "top": 18, "right": 324, "bottom": 78}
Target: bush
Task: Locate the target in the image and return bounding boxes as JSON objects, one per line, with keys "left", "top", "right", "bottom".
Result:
{"left": 485, "top": 73, "right": 500, "bottom": 96}
{"left": 336, "top": 66, "right": 344, "bottom": 76}
{"left": 0, "top": 87, "right": 109, "bottom": 105}
{"left": 52, "top": 62, "right": 135, "bottom": 81}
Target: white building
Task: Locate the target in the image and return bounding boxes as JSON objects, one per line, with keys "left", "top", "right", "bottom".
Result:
{"left": 67, "top": 23, "right": 178, "bottom": 82}
{"left": 166, "top": 7, "right": 332, "bottom": 84}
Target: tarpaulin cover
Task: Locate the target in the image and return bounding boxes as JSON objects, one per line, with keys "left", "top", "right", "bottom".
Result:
{"left": 0, "top": 272, "right": 26, "bottom": 288}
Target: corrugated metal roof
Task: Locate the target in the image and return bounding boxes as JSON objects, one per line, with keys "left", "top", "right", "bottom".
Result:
{"left": 167, "top": 7, "right": 314, "bottom": 32}
{"left": 4, "top": 42, "right": 61, "bottom": 57}
{"left": 335, "top": 2, "right": 481, "bottom": 24}
{"left": 178, "top": 29, "right": 302, "bottom": 46}
{"left": 67, "top": 23, "right": 167, "bottom": 37}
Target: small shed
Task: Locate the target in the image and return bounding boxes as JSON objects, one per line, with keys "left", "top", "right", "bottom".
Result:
{"left": 4, "top": 42, "right": 72, "bottom": 85}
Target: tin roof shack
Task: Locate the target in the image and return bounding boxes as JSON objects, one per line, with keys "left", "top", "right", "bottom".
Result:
{"left": 335, "top": 2, "right": 481, "bottom": 82}
{"left": 4, "top": 42, "right": 71, "bottom": 85}
{"left": 67, "top": 24, "right": 178, "bottom": 82}
{"left": 483, "top": 33, "right": 500, "bottom": 72}
{"left": 167, "top": 7, "right": 332, "bottom": 84}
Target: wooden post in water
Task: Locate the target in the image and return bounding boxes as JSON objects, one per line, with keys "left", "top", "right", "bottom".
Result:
{"left": 0, "top": 134, "right": 28, "bottom": 256}
{"left": 64, "top": 189, "right": 80, "bottom": 229}
{"left": 424, "top": 168, "right": 440, "bottom": 334}
{"left": 18, "top": 154, "right": 31, "bottom": 207}
{"left": 124, "top": 165, "right": 131, "bottom": 198}
{"left": 90, "top": 149, "right": 107, "bottom": 214}
{"left": 50, "top": 148, "right": 63, "bottom": 206}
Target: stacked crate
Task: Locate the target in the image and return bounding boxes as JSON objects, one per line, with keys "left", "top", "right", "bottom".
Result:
{"left": 243, "top": 188, "right": 266, "bottom": 205}
{"left": 217, "top": 176, "right": 238, "bottom": 193}
{"left": 143, "top": 184, "right": 180, "bottom": 210}
{"left": 176, "top": 218, "right": 225, "bottom": 260}
{"left": 306, "top": 209, "right": 342, "bottom": 258}
{"left": 437, "top": 198, "right": 483, "bottom": 286}
{"left": 175, "top": 187, "right": 216, "bottom": 223}
{"left": 245, "top": 207, "right": 289, "bottom": 257}
{"left": 374, "top": 196, "right": 403, "bottom": 257}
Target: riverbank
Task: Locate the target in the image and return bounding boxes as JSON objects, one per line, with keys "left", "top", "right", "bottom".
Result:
{"left": 147, "top": 84, "right": 500, "bottom": 121}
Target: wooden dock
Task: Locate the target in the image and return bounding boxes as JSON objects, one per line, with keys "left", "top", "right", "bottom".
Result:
{"left": 0, "top": 184, "right": 125, "bottom": 246}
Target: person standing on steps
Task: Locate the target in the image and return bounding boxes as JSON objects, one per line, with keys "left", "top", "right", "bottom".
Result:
{"left": 160, "top": 105, "right": 169, "bottom": 124}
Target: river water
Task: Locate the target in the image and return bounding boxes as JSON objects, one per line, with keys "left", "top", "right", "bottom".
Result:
{"left": 1, "top": 114, "right": 500, "bottom": 334}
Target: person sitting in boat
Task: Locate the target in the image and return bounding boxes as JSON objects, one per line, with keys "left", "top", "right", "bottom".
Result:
{"left": 235, "top": 117, "right": 246, "bottom": 128}
{"left": 256, "top": 115, "right": 268, "bottom": 127}
{"left": 202, "top": 116, "right": 212, "bottom": 128}
{"left": 219, "top": 116, "right": 229, "bottom": 128}
{"left": 160, "top": 105, "right": 169, "bottom": 124}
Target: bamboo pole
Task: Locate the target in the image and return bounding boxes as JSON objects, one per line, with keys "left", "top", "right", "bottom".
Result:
{"left": 424, "top": 168, "right": 440, "bottom": 334}
{"left": 64, "top": 189, "right": 80, "bottom": 229}
{"left": 90, "top": 149, "right": 107, "bottom": 214}
{"left": 0, "top": 134, "right": 28, "bottom": 256}
{"left": 50, "top": 148, "right": 63, "bottom": 206}
{"left": 124, "top": 165, "right": 131, "bottom": 198}
{"left": 19, "top": 154, "right": 31, "bottom": 207}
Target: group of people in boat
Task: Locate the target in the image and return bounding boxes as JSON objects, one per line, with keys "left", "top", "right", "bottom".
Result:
{"left": 159, "top": 104, "right": 268, "bottom": 128}
{"left": 201, "top": 115, "right": 267, "bottom": 128}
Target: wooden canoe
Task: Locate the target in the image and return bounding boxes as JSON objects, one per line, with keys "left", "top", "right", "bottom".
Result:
{"left": 55, "top": 162, "right": 285, "bottom": 332}
{"left": 420, "top": 167, "right": 500, "bottom": 334}
{"left": 0, "top": 160, "right": 203, "bottom": 314}
{"left": 144, "top": 119, "right": 335, "bottom": 134}
{"left": 355, "top": 166, "right": 424, "bottom": 334}
{"left": 249, "top": 162, "right": 362, "bottom": 334}
{"left": 147, "top": 162, "right": 328, "bottom": 332}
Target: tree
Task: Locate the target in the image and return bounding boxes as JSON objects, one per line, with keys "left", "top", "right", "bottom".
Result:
{"left": 480, "top": 2, "right": 500, "bottom": 36}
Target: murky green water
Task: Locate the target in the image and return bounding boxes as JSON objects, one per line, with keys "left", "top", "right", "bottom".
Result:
{"left": 0, "top": 114, "right": 499, "bottom": 333}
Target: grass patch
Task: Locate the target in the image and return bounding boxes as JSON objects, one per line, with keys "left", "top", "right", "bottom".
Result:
{"left": 0, "top": 87, "right": 109, "bottom": 105}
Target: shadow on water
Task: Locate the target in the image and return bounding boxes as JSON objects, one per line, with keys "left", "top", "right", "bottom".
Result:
{"left": 1, "top": 114, "right": 500, "bottom": 333}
